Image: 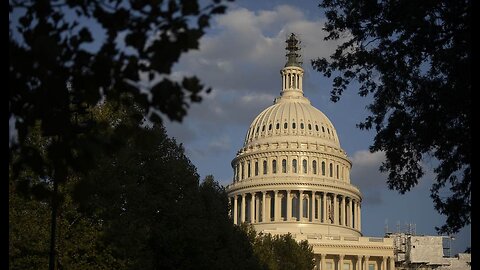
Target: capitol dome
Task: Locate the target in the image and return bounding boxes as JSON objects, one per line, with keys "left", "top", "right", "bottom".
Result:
{"left": 227, "top": 33, "right": 363, "bottom": 238}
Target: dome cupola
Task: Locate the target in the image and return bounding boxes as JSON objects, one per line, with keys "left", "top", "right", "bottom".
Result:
{"left": 227, "top": 33, "right": 363, "bottom": 238}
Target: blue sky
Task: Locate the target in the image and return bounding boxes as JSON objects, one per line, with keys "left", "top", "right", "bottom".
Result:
{"left": 164, "top": 0, "right": 471, "bottom": 255}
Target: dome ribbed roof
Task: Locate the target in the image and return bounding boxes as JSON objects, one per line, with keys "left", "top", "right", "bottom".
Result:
{"left": 243, "top": 95, "right": 340, "bottom": 147}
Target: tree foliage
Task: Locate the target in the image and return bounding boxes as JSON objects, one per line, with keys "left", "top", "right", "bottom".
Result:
{"left": 312, "top": 0, "right": 471, "bottom": 234}
{"left": 10, "top": 100, "right": 262, "bottom": 269}
{"left": 240, "top": 224, "right": 315, "bottom": 270}
{"left": 72, "top": 121, "right": 261, "bottom": 269}
{"left": 9, "top": 0, "right": 232, "bottom": 195}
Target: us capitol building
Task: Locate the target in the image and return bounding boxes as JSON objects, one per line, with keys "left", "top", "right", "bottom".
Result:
{"left": 226, "top": 33, "right": 396, "bottom": 270}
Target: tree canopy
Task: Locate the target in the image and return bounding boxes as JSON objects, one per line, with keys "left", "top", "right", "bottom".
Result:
{"left": 312, "top": 0, "right": 471, "bottom": 234}
{"left": 241, "top": 224, "right": 315, "bottom": 270}
{"left": 9, "top": 0, "right": 232, "bottom": 191}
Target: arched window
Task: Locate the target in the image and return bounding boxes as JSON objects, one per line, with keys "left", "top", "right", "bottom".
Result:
{"left": 284, "top": 123, "right": 288, "bottom": 129}
{"left": 262, "top": 125, "right": 265, "bottom": 132}
{"left": 336, "top": 165, "right": 339, "bottom": 179}
{"left": 263, "top": 160, "right": 267, "bottom": 174}
{"left": 282, "top": 159, "right": 287, "bottom": 173}
{"left": 292, "top": 123, "right": 296, "bottom": 129}
{"left": 303, "top": 197, "right": 308, "bottom": 218}
{"left": 300, "top": 123, "right": 304, "bottom": 129}
{"left": 255, "top": 161, "right": 259, "bottom": 176}
{"left": 248, "top": 162, "right": 251, "bottom": 177}
{"left": 292, "top": 159, "right": 297, "bottom": 173}
{"left": 315, "top": 125, "right": 319, "bottom": 131}
{"left": 276, "top": 123, "right": 280, "bottom": 129}
{"left": 308, "top": 124, "right": 312, "bottom": 130}
{"left": 321, "top": 161, "right": 325, "bottom": 176}
{"left": 292, "top": 196, "right": 299, "bottom": 220}
{"left": 269, "top": 124, "right": 272, "bottom": 130}
{"left": 327, "top": 128, "right": 330, "bottom": 134}
{"left": 329, "top": 163, "right": 333, "bottom": 177}
{"left": 303, "top": 159, "right": 307, "bottom": 174}
{"left": 256, "top": 126, "right": 260, "bottom": 133}
{"left": 272, "top": 160, "right": 277, "bottom": 174}
{"left": 322, "top": 126, "right": 325, "bottom": 132}
{"left": 313, "top": 160, "right": 317, "bottom": 174}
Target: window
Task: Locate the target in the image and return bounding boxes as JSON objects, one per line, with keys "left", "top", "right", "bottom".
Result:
{"left": 315, "top": 125, "right": 319, "bottom": 131}
{"left": 292, "top": 159, "right": 297, "bottom": 173}
{"left": 284, "top": 123, "right": 287, "bottom": 129}
{"left": 269, "top": 124, "right": 272, "bottom": 130}
{"left": 248, "top": 162, "right": 251, "bottom": 177}
{"left": 308, "top": 123, "right": 312, "bottom": 130}
{"left": 326, "top": 262, "right": 333, "bottom": 270}
{"left": 322, "top": 126, "right": 325, "bottom": 132}
{"left": 336, "top": 165, "right": 339, "bottom": 179}
{"left": 256, "top": 126, "right": 260, "bottom": 133}
{"left": 272, "top": 160, "right": 277, "bottom": 174}
{"left": 327, "top": 128, "right": 330, "bottom": 134}
{"left": 329, "top": 163, "right": 333, "bottom": 177}
{"left": 276, "top": 123, "right": 280, "bottom": 129}
{"left": 255, "top": 161, "right": 259, "bottom": 176}
{"left": 321, "top": 161, "right": 326, "bottom": 175}
{"left": 368, "top": 263, "right": 375, "bottom": 270}
{"left": 292, "top": 122, "right": 296, "bottom": 129}
{"left": 303, "top": 159, "right": 307, "bottom": 174}
{"left": 282, "top": 159, "right": 287, "bottom": 173}
{"left": 343, "top": 263, "right": 351, "bottom": 270}
{"left": 263, "top": 160, "right": 267, "bottom": 174}
{"left": 300, "top": 123, "right": 304, "bottom": 129}
{"left": 312, "top": 160, "right": 317, "bottom": 174}
{"left": 262, "top": 125, "right": 265, "bottom": 131}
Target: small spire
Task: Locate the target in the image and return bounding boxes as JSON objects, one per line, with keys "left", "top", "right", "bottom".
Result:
{"left": 285, "top": 33, "right": 302, "bottom": 67}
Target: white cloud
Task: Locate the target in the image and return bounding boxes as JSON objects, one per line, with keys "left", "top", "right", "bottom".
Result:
{"left": 350, "top": 150, "right": 388, "bottom": 204}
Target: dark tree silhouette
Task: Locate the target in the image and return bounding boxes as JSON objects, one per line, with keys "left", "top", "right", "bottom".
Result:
{"left": 312, "top": 0, "right": 471, "bottom": 234}
{"left": 9, "top": 1, "right": 232, "bottom": 268}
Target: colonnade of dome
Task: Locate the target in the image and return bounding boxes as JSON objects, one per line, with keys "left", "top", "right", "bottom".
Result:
{"left": 226, "top": 33, "right": 363, "bottom": 238}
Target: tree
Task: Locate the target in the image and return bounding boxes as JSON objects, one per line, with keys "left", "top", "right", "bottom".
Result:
{"left": 10, "top": 1, "right": 231, "bottom": 267}
{"left": 73, "top": 123, "right": 262, "bottom": 269}
{"left": 312, "top": 0, "right": 471, "bottom": 234}
{"left": 9, "top": 173, "right": 125, "bottom": 270}
{"left": 240, "top": 224, "right": 315, "bottom": 270}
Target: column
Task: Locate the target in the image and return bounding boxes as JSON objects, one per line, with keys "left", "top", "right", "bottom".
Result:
{"left": 299, "top": 190, "right": 304, "bottom": 221}
{"left": 321, "top": 254, "right": 326, "bottom": 270}
{"left": 309, "top": 191, "right": 318, "bottom": 222}
{"left": 334, "top": 194, "right": 339, "bottom": 225}
{"left": 233, "top": 195, "right": 238, "bottom": 225}
{"left": 274, "top": 190, "right": 280, "bottom": 221}
{"left": 338, "top": 254, "right": 344, "bottom": 270}
{"left": 364, "top": 256, "right": 369, "bottom": 270}
{"left": 341, "top": 195, "right": 346, "bottom": 225}
{"left": 241, "top": 194, "right": 246, "bottom": 223}
{"left": 351, "top": 199, "right": 356, "bottom": 228}
{"left": 255, "top": 194, "right": 260, "bottom": 222}
{"left": 389, "top": 257, "right": 395, "bottom": 270}
{"left": 356, "top": 255, "right": 361, "bottom": 270}
{"left": 316, "top": 194, "right": 321, "bottom": 222}
{"left": 299, "top": 72, "right": 303, "bottom": 90}
{"left": 348, "top": 198, "right": 352, "bottom": 227}
{"left": 358, "top": 202, "right": 362, "bottom": 231}
{"left": 286, "top": 190, "right": 292, "bottom": 221}
{"left": 315, "top": 255, "right": 320, "bottom": 270}
{"left": 322, "top": 193, "right": 327, "bottom": 223}
{"left": 262, "top": 192, "right": 267, "bottom": 222}
{"left": 250, "top": 193, "right": 255, "bottom": 223}
{"left": 382, "top": 257, "right": 386, "bottom": 270}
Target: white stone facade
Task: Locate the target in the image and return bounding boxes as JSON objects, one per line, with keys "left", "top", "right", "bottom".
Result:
{"left": 226, "top": 34, "right": 395, "bottom": 270}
